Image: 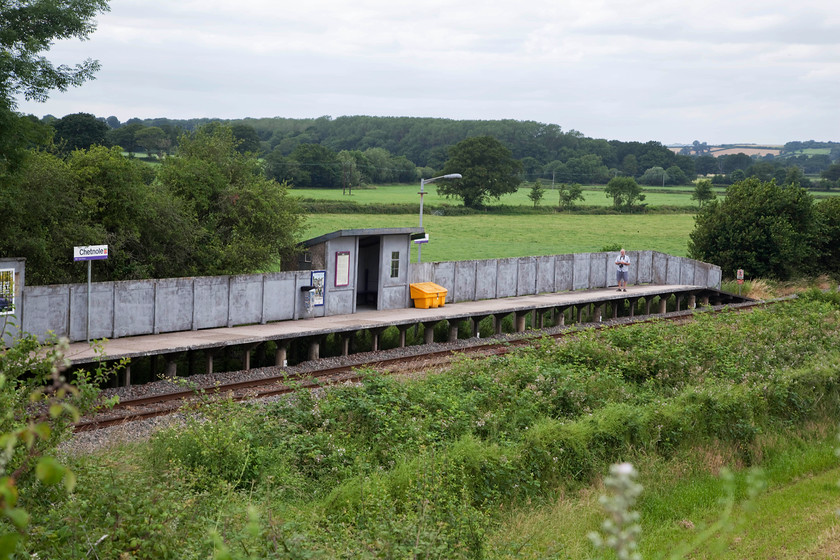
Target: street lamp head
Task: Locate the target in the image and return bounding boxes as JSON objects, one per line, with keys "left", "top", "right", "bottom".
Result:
{"left": 442, "top": 173, "right": 462, "bottom": 179}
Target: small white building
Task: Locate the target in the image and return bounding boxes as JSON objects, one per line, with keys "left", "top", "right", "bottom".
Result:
{"left": 290, "top": 228, "right": 424, "bottom": 315}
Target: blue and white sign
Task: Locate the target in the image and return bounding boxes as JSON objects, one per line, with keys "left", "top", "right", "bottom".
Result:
{"left": 74, "top": 245, "right": 109, "bottom": 261}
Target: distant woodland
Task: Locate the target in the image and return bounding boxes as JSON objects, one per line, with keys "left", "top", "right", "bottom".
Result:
{"left": 37, "top": 113, "right": 840, "bottom": 189}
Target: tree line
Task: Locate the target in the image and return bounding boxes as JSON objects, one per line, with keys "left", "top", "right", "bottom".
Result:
{"left": 21, "top": 113, "right": 838, "bottom": 191}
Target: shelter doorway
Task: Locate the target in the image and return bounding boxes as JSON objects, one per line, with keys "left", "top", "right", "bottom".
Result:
{"left": 356, "top": 236, "right": 380, "bottom": 309}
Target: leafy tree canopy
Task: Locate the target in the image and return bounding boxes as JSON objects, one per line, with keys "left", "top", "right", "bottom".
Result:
{"left": 439, "top": 136, "right": 522, "bottom": 209}
{"left": 1, "top": 0, "right": 109, "bottom": 173}
{"left": 52, "top": 111, "right": 107, "bottom": 153}
{"left": 0, "top": 0, "right": 109, "bottom": 105}
{"left": 604, "top": 176, "right": 645, "bottom": 211}
{"left": 157, "top": 124, "right": 306, "bottom": 274}
{"left": 688, "top": 178, "right": 815, "bottom": 280}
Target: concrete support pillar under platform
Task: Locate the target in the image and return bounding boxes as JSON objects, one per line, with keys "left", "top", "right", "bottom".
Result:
{"left": 341, "top": 333, "right": 352, "bottom": 356}
{"left": 645, "top": 298, "right": 652, "bottom": 315}
{"left": 423, "top": 322, "right": 437, "bottom": 344}
{"left": 448, "top": 321, "right": 459, "bottom": 343}
{"left": 398, "top": 325, "right": 409, "bottom": 348}
{"left": 164, "top": 353, "right": 178, "bottom": 378}
{"left": 701, "top": 295, "right": 710, "bottom": 307}
{"left": 493, "top": 313, "right": 507, "bottom": 335}
{"left": 274, "top": 341, "right": 288, "bottom": 367}
{"left": 593, "top": 304, "right": 603, "bottom": 323}
{"left": 515, "top": 311, "right": 529, "bottom": 333}
{"left": 308, "top": 339, "right": 320, "bottom": 361}
{"left": 688, "top": 295, "right": 696, "bottom": 310}
{"left": 371, "top": 328, "right": 386, "bottom": 351}
{"left": 576, "top": 305, "right": 584, "bottom": 323}
{"left": 659, "top": 295, "right": 669, "bottom": 314}
{"left": 612, "top": 300, "right": 619, "bottom": 319}
{"left": 556, "top": 307, "right": 566, "bottom": 326}
{"left": 205, "top": 351, "right": 215, "bottom": 375}
{"left": 123, "top": 363, "right": 131, "bottom": 387}
{"left": 242, "top": 343, "right": 258, "bottom": 371}
{"left": 629, "top": 298, "right": 639, "bottom": 318}
{"left": 676, "top": 295, "right": 683, "bottom": 312}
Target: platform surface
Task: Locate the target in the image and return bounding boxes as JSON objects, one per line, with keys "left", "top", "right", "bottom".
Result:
{"left": 62, "top": 284, "right": 702, "bottom": 364}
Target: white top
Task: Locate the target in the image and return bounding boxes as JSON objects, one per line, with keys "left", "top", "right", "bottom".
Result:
{"left": 615, "top": 252, "right": 630, "bottom": 271}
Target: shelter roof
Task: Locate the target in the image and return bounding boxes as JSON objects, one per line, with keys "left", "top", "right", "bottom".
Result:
{"left": 299, "top": 228, "right": 424, "bottom": 248}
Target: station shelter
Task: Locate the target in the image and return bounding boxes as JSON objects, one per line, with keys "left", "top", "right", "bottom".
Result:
{"left": 290, "top": 228, "right": 423, "bottom": 315}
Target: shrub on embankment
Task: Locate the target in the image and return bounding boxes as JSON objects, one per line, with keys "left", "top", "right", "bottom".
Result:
{"left": 155, "top": 301, "right": 840, "bottom": 498}
{"left": 22, "top": 294, "right": 840, "bottom": 558}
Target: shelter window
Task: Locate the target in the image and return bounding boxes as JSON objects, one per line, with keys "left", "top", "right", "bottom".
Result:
{"left": 390, "top": 251, "right": 400, "bottom": 278}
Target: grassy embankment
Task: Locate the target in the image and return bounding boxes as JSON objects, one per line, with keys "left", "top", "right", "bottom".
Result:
{"left": 17, "top": 291, "right": 840, "bottom": 558}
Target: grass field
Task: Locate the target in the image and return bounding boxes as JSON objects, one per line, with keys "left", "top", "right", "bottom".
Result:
{"left": 291, "top": 184, "right": 714, "bottom": 209}
{"left": 303, "top": 213, "right": 697, "bottom": 260}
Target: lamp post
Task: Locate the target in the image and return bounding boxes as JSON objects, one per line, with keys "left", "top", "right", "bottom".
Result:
{"left": 418, "top": 173, "right": 461, "bottom": 262}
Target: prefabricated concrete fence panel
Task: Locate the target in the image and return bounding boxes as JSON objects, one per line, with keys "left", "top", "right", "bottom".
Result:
{"left": 692, "top": 262, "right": 709, "bottom": 288}
{"left": 263, "top": 273, "right": 296, "bottom": 322}
{"left": 536, "top": 255, "right": 555, "bottom": 294}
{"left": 229, "top": 275, "right": 264, "bottom": 326}
{"left": 496, "top": 258, "right": 519, "bottom": 298}
{"left": 573, "top": 253, "right": 591, "bottom": 290}
{"left": 652, "top": 252, "right": 669, "bottom": 284}
{"left": 154, "top": 278, "right": 195, "bottom": 334}
{"left": 475, "top": 260, "right": 498, "bottom": 300}
{"left": 454, "top": 260, "right": 477, "bottom": 302}
{"left": 432, "top": 261, "right": 456, "bottom": 302}
{"left": 679, "top": 258, "right": 696, "bottom": 286}
{"left": 636, "top": 251, "right": 653, "bottom": 284}
{"left": 409, "top": 262, "right": 433, "bottom": 284}
{"left": 589, "top": 253, "right": 607, "bottom": 289}
{"left": 113, "top": 280, "right": 155, "bottom": 338}
{"left": 707, "top": 266, "right": 722, "bottom": 289}
{"left": 602, "top": 252, "right": 614, "bottom": 287}
{"left": 22, "top": 285, "right": 70, "bottom": 342}
{"left": 664, "top": 255, "right": 681, "bottom": 285}
{"left": 516, "top": 257, "right": 537, "bottom": 296}
{"left": 69, "top": 282, "right": 116, "bottom": 341}
{"left": 555, "top": 254, "right": 574, "bottom": 292}
{"left": 193, "top": 276, "right": 230, "bottom": 330}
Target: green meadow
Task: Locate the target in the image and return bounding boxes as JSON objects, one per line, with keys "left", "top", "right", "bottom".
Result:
{"left": 297, "top": 184, "right": 702, "bottom": 260}
{"left": 303, "top": 213, "right": 697, "bottom": 260}
{"left": 292, "top": 183, "right": 714, "bottom": 208}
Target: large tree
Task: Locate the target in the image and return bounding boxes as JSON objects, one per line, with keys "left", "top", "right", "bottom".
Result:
{"left": 52, "top": 111, "right": 108, "bottom": 153}
{"left": 688, "top": 178, "right": 815, "bottom": 279}
{"left": 157, "top": 124, "right": 306, "bottom": 274}
{"left": 289, "top": 143, "right": 341, "bottom": 188}
{"left": 439, "top": 136, "right": 522, "bottom": 208}
{"left": 604, "top": 176, "right": 645, "bottom": 211}
{"left": 1, "top": 0, "right": 109, "bottom": 172}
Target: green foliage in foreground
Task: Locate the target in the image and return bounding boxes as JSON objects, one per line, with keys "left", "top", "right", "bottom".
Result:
{"left": 9, "top": 296, "right": 840, "bottom": 558}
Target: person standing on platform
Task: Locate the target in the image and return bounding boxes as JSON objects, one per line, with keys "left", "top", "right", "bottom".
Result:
{"left": 615, "top": 249, "right": 630, "bottom": 292}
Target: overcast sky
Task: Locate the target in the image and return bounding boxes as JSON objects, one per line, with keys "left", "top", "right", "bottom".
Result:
{"left": 13, "top": 0, "right": 840, "bottom": 145}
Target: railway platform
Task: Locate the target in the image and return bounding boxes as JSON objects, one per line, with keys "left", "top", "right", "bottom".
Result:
{"left": 60, "top": 283, "right": 748, "bottom": 386}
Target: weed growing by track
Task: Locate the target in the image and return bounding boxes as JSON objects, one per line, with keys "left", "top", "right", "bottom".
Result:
{"left": 14, "top": 293, "right": 840, "bottom": 558}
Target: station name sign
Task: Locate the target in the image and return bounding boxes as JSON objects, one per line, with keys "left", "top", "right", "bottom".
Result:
{"left": 73, "top": 245, "right": 109, "bottom": 261}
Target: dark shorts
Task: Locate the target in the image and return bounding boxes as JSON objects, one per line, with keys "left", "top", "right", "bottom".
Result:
{"left": 616, "top": 270, "right": 628, "bottom": 283}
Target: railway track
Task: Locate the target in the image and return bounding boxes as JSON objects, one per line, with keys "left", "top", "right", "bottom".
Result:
{"left": 73, "top": 300, "right": 772, "bottom": 432}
